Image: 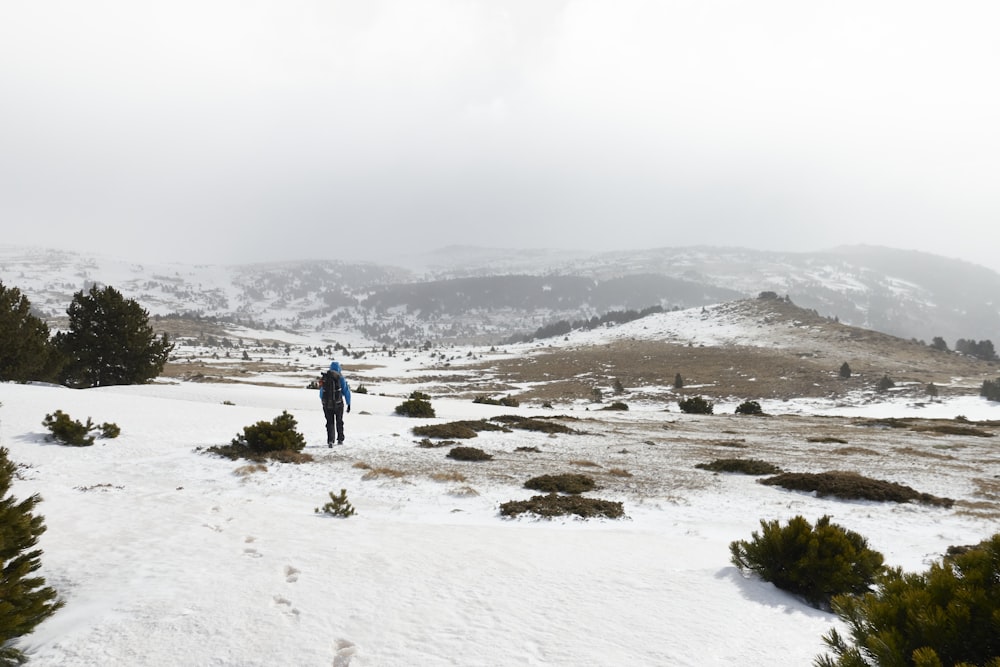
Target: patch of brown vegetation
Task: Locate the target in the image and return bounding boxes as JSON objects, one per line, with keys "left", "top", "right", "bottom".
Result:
{"left": 831, "top": 446, "right": 883, "bottom": 457}
{"left": 524, "top": 473, "right": 596, "bottom": 494}
{"left": 893, "top": 446, "right": 956, "bottom": 461}
{"left": 808, "top": 436, "right": 849, "bottom": 444}
{"left": 362, "top": 467, "right": 406, "bottom": 480}
{"left": 910, "top": 423, "right": 995, "bottom": 437}
{"left": 430, "top": 471, "right": 467, "bottom": 483}
{"left": 760, "top": 471, "right": 953, "bottom": 507}
{"left": 696, "top": 458, "right": 783, "bottom": 475}
{"left": 499, "top": 494, "right": 625, "bottom": 519}
{"left": 491, "top": 415, "right": 577, "bottom": 434}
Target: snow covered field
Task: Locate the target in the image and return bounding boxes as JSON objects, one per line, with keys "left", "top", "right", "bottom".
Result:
{"left": 3, "top": 333, "right": 999, "bottom": 666}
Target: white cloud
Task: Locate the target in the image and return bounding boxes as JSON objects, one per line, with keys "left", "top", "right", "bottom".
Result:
{"left": 1, "top": 1, "right": 999, "bottom": 269}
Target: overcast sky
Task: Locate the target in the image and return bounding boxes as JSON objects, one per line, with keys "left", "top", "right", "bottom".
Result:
{"left": 2, "top": 1, "right": 999, "bottom": 270}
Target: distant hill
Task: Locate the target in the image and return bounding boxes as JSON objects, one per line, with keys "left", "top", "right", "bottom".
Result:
{"left": 2, "top": 243, "right": 998, "bottom": 347}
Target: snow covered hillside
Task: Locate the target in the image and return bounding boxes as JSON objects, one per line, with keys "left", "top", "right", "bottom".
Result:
{"left": 3, "top": 302, "right": 1000, "bottom": 665}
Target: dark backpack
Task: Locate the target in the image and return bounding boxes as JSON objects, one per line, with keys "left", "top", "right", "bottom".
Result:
{"left": 321, "top": 370, "right": 343, "bottom": 408}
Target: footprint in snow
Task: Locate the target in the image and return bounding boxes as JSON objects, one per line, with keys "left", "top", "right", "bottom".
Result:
{"left": 333, "top": 639, "right": 357, "bottom": 667}
{"left": 272, "top": 595, "right": 301, "bottom": 620}
{"left": 284, "top": 565, "right": 300, "bottom": 583}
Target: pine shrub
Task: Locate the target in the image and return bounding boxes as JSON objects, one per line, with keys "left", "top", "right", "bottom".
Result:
{"left": 472, "top": 395, "right": 520, "bottom": 407}
{"left": 678, "top": 396, "right": 714, "bottom": 414}
{"left": 412, "top": 420, "right": 506, "bottom": 440}
{"left": 0, "top": 447, "right": 64, "bottom": 664}
{"left": 696, "top": 458, "right": 781, "bottom": 475}
{"left": 839, "top": 362, "right": 852, "bottom": 379}
{"left": 816, "top": 534, "right": 1000, "bottom": 667}
{"left": 760, "top": 471, "right": 954, "bottom": 507}
{"left": 315, "top": 489, "right": 356, "bottom": 518}
{"left": 233, "top": 411, "right": 305, "bottom": 453}
{"left": 41, "top": 410, "right": 121, "bottom": 447}
{"left": 601, "top": 401, "right": 629, "bottom": 411}
{"left": 730, "top": 515, "right": 884, "bottom": 610}
{"left": 875, "top": 374, "right": 896, "bottom": 393}
{"left": 411, "top": 423, "right": 479, "bottom": 440}
{"left": 206, "top": 411, "right": 310, "bottom": 462}
{"left": 735, "top": 400, "right": 763, "bottom": 415}
{"left": 492, "top": 415, "right": 576, "bottom": 434}
{"left": 524, "top": 473, "right": 596, "bottom": 494}
{"left": 499, "top": 493, "right": 625, "bottom": 519}
{"left": 394, "top": 393, "right": 435, "bottom": 418}
{"left": 981, "top": 378, "right": 1000, "bottom": 402}
{"left": 446, "top": 446, "right": 492, "bottom": 462}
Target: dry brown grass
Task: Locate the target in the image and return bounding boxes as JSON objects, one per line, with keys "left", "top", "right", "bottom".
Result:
{"left": 234, "top": 463, "right": 268, "bottom": 476}
{"left": 569, "top": 459, "right": 601, "bottom": 467}
{"left": 972, "top": 477, "right": 1000, "bottom": 500}
{"left": 362, "top": 467, "right": 407, "bottom": 480}
{"left": 430, "top": 471, "right": 467, "bottom": 483}
{"left": 893, "top": 446, "right": 956, "bottom": 461}
{"left": 831, "top": 446, "right": 883, "bottom": 457}
{"left": 708, "top": 440, "right": 748, "bottom": 449}
{"left": 952, "top": 500, "right": 1000, "bottom": 519}
{"left": 607, "top": 468, "right": 633, "bottom": 477}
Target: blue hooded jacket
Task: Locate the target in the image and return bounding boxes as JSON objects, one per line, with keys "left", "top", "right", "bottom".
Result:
{"left": 319, "top": 360, "right": 351, "bottom": 407}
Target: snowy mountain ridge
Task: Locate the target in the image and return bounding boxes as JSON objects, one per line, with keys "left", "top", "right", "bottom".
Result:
{"left": 2, "top": 243, "right": 998, "bottom": 346}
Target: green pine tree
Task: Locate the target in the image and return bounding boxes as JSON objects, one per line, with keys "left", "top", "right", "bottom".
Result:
{"left": 0, "top": 447, "right": 63, "bottom": 664}
{"left": 0, "top": 282, "right": 62, "bottom": 383}
{"left": 816, "top": 534, "right": 1000, "bottom": 667}
{"left": 55, "top": 285, "right": 173, "bottom": 388}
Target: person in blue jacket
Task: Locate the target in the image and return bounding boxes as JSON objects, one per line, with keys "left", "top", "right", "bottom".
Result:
{"left": 319, "top": 360, "right": 352, "bottom": 446}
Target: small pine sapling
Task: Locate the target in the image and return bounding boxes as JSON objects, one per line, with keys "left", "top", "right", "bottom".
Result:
{"left": 42, "top": 410, "right": 121, "bottom": 447}
{"left": 316, "top": 489, "right": 356, "bottom": 518}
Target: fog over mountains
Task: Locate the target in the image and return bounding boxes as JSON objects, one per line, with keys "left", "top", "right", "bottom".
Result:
{"left": 3, "top": 244, "right": 998, "bottom": 347}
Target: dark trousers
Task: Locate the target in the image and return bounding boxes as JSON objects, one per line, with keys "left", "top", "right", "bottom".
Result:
{"left": 324, "top": 403, "right": 345, "bottom": 443}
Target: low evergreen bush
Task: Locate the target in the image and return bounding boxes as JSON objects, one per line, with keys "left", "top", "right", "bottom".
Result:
{"left": 601, "top": 401, "right": 629, "bottom": 411}
{"left": 730, "top": 515, "right": 884, "bottom": 610}
{"left": 206, "top": 411, "right": 311, "bottom": 463}
{"left": 500, "top": 493, "right": 625, "bottom": 519}
{"left": 315, "top": 489, "right": 356, "bottom": 518}
{"left": 446, "top": 446, "right": 492, "bottom": 462}
{"left": 678, "top": 396, "right": 714, "bottom": 414}
{"left": 524, "top": 473, "right": 596, "bottom": 494}
{"left": 816, "top": 534, "right": 1000, "bottom": 667}
{"left": 412, "top": 423, "right": 478, "bottom": 439}
{"left": 42, "top": 410, "right": 121, "bottom": 447}
{"left": 232, "top": 411, "right": 305, "bottom": 453}
{"left": 412, "top": 420, "right": 507, "bottom": 440}
{"left": 696, "top": 458, "right": 782, "bottom": 475}
{"left": 875, "top": 374, "right": 896, "bottom": 393}
{"left": 735, "top": 400, "right": 763, "bottom": 415}
{"left": 980, "top": 378, "right": 1000, "bottom": 402}
{"left": 760, "top": 471, "right": 954, "bottom": 507}
{"left": 472, "top": 395, "right": 520, "bottom": 407}
{"left": 491, "top": 415, "right": 576, "bottom": 434}
{"left": 394, "top": 393, "right": 435, "bottom": 418}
